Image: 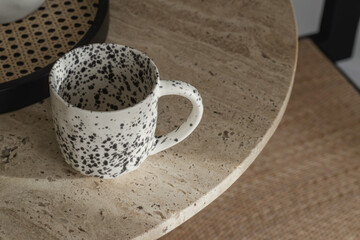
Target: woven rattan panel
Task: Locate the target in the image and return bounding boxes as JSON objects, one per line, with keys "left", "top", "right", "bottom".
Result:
{"left": 0, "top": 0, "right": 98, "bottom": 83}
{"left": 161, "top": 39, "right": 360, "bottom": 239}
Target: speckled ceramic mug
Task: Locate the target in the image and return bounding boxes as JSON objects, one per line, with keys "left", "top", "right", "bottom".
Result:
{"left": 49, "top": 43, "right": 203, "bottom": 179}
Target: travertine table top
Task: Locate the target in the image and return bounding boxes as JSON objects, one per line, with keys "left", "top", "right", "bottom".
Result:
{"left": 0, "top": 0, "right": 297, "bottom": 239}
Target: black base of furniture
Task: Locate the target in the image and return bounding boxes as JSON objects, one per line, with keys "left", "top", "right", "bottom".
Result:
{"left": 311, "top": 0, "right": 360, "bottom": 62}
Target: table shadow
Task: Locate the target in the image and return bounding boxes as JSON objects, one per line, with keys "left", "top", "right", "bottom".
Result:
{"left": 0, "top": 97, "right": 188, "bottom": 181}
{"left": 0, "top": 100, "right": 83, "bottom": 180}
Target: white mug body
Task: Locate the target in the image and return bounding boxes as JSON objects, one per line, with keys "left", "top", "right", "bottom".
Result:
{"left": 49, "top": 44, "right": 203, "bottom": 178}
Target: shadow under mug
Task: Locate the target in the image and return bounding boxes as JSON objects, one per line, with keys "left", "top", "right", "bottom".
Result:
{"left": 49, "top": 43, "right": 203, "bottom": 179}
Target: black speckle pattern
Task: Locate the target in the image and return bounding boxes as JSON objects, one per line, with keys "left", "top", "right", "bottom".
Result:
{"left": 49, "top": 43, "right": 203, "bottom": 178}
{"left": 51, "top": 44, "right": 157, "bottom": 111}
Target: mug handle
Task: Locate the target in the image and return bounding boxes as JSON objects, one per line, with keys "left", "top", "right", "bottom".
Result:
{"left": 150, "top": 80, "right": 204, "bottom": 155}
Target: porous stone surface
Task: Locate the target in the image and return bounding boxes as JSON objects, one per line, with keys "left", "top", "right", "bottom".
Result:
{"left": 0, "top": 0, "right": 297, "bottom": 239}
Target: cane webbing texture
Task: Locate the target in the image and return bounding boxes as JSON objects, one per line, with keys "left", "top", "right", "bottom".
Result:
{"left": 0, "top": 0, "right": 98, "bottom": 83}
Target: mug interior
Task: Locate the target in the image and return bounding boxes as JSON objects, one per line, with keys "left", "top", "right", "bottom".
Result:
{"left": 50, "top": 44, "right": 158, "bottom": 111}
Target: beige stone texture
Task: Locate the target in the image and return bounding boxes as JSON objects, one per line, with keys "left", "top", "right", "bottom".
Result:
{"left": 0, "top": 0, "right": 297, "bottom": 239}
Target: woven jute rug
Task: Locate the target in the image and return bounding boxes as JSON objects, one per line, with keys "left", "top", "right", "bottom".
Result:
{"left": 161, "top": 39, "right": 360, "bottom": 239}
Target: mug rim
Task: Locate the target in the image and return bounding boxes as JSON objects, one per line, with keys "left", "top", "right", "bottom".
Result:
{"left": 49, "top": 43, "right": 160, "bottom": 114}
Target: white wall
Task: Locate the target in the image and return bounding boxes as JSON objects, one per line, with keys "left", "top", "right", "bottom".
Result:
{"left": 291, "top": 0, "right": 325, "bottom": 37}
{"left": 354, "top": 20, "right": 360, "bottom": 58}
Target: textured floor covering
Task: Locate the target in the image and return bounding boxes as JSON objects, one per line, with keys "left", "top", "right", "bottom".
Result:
{"left": 161, "top": 39, "right": 360, "bottom": 240}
